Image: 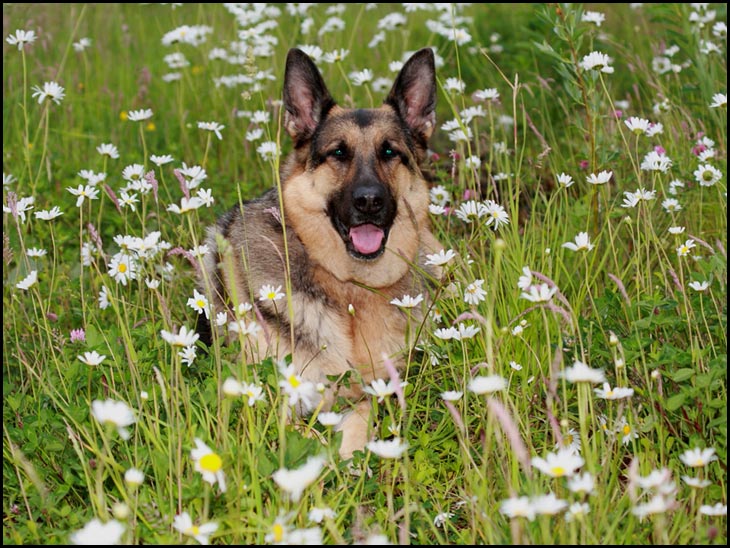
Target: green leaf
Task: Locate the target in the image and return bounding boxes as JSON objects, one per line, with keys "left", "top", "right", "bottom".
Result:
{"left": 706, "top": 398, "right": 726, "bottom": 409}
{"left": 256, "top": 452, "right": 275, "bottom": 478}
{"left": 665, "top": 393, "right": 687, "bottom": 411}
{"left": 668, "top": 368, "right": 695, "bottom": 383}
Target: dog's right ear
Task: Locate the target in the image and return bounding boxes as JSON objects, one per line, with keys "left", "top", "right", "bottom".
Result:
{"left": 283, "top": 49, "right": 335, "bottom": 144}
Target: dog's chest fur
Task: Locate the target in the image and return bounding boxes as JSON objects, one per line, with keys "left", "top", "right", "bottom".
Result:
{"left": 202, "top": 188, "right": 426, "bottom": 392}
{"left": 302, "top": 264, "right": 415, "bottom": 383}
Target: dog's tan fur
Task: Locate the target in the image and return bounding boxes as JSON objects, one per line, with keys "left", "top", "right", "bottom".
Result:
{"left": 199, "top": 47, "right": 441, "bottom": 457}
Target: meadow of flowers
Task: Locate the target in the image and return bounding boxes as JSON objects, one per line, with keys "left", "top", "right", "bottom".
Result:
{"left": 2, "top": 3, "right": 727, "bottom": 545}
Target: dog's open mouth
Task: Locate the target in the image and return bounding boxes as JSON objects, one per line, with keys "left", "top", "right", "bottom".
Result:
{"left": 331, "top": 215, "right": 390, "bottom": 260}
{"left": 349, "top": 223, "right": 387, "bottom": 257}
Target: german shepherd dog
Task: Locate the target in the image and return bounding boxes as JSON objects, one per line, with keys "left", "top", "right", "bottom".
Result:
{"left": 198, "top": 47, "right": 442, "bottom": 458}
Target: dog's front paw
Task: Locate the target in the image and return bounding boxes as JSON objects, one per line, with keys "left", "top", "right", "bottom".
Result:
{"left": 336, "top": 400, "right": 372, "bottom": 460}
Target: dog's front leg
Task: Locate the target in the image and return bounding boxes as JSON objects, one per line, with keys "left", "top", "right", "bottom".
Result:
{"left": 336, "top": 399, "right": 372, "bottom": 459}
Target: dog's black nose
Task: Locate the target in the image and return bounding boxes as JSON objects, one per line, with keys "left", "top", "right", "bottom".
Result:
{"left": 352, "top": 182, "right": 385, "bottom": 214}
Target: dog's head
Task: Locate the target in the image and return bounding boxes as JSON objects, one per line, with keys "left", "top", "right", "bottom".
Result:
{"left": 281, "top": 48, "right": 437, "bottom": 288}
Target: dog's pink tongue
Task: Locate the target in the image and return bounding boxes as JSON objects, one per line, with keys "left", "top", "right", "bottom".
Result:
{"left": 349, "top": 224, "right": 384, "bottom": 255}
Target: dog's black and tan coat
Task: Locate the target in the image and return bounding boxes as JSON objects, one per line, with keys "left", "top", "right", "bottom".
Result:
{"left": 199, "top": 47, "right": 442, "bottom": 457}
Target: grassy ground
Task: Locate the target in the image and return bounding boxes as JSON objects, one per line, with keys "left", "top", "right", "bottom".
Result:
{"left": 3, "top": 3, "right": 727, "bottom": 545}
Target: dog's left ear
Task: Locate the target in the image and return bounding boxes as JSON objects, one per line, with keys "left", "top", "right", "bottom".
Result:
{"left": 385, "top": 48, "right": 437, "bottom": 143}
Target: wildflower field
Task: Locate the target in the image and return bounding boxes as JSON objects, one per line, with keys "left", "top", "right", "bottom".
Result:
{"left": 2, "top": 3, "right": 727, "bottom": 545}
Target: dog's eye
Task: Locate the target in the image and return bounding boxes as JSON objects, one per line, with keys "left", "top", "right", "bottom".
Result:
{"left": 381, "top": 144, "right": 398, "bottom": 160}
{"left": 329, "top": 147, "right": 347, "bottom": 161}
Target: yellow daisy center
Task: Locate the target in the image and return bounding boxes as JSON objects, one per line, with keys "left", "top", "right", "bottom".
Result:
{"left": 186, "top": 525, "right": 200, "bottom": 536}
{"left": 196, "top": 299, "right": 206, "bottom": 308}
{"left": 551, "top": 466, "right": 566, "bottom": 477}
{"left": 272, "top": 523, "right": 284, "bottom": 543}
{"left": 199, "top": 452, "right": 222, "bottom": 473}
{"left": 118, "top": 263, "right": 127, "bottom": 273}
{"left": 622, "top": 425, "right": 631, "bottom": 436}
{"left": 288, "top": 375, "right": 300, "bottom": 388}
{"left": 694, "top": 458, "right": 704, "bottom": 466}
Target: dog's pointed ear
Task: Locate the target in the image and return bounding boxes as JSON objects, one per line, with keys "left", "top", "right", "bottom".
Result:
{"left": 283, "top": 48, "right": 335, "bottom": 143}
{"left": 385, "top": 48, "right": 437, "bottom": 143}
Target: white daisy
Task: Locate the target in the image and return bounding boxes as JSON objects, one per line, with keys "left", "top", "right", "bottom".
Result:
{"left": 561, "top": 232, "right": 594, "bottom": 252}
{"left": 390, "top": 293, "right": 424, "bottom": 309}
{"left": 96, "top": 143, "right": 119, "bottom": 159}
{"left": 91, "top": 399, "right": 136, "bottom": 440}
{"left": 70, "top": 518, "right": 125, "bottom": 545}
{"left": 272, "top": 455, "right": 326, "bottom": 502}
{"left": 559, "top": 360, "right": 606, "bottom": 384}
{"left": 127, "top": 108, "right": 153, "bottom": 122}
{"left": 173, "top": 512, "right": 218, "bottom": 545}
{"left": 6, "top": 29, "right": 37, "bottom": 51}
{"left": 191, "top": 438, "right": 227, "bottom": 492}
{"left": 197, "top": 121, "right": 225, "bottom": 140}
{"left": 366, "top": 438, "right": 409, "bottom": 458}
{"left": 586, "top": 170, "right": 613, "bottom": 185}
{"left": 579, "top": 51, "right": 614, "bottom": 73}
{"left": 593, "top": 382, "right": 634, "bottom": 400}
{"left": 16, "top": 270, "right": 38, "bottom": 291}
{"left": 78, "top": 351, "right": 107, "bottom": 366}
{"left": 160, "top": 325, "right": 199, "bottom": 347}
{"left": 468, "top": 375, "right": 507, "bottom": 394}
{"left": 187, "top": 288, "right": 210, "bottom": 319}
{"left": 679, "top": 447, "right": 717, "bottom": 468}
{"left": 31, "top": 81, "right": 65, "bottom": 105}
{"left": 425, "top": 249, "right": 456, "bottom": 266}
{"left": 709, "top": 93, "right": 727, "bottom": 108}
{"left": 688, "top": 280, "right": 710, "bottom": 292}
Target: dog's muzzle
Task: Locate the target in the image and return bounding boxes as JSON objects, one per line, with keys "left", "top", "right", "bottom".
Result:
{"left": 329, "top": 180, "right": 396, "bottom": 260}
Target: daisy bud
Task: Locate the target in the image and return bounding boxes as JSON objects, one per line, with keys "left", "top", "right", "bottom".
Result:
{"left": 113, "top": 503, "right": 130, "bottom": 520}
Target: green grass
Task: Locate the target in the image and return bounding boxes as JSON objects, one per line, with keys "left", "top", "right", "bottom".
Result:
{"left": 3, "top": 3, "right": 727, "bottom": 545}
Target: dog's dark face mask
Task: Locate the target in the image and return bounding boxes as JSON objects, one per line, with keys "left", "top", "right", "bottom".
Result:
{"left": 327, "top": 161, "right": 398, "bottom": 260}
